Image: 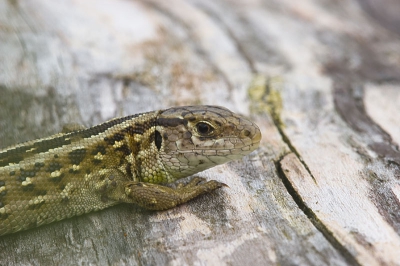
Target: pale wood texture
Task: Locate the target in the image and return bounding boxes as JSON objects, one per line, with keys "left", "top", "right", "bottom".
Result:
{"left": 1, "top": 0, "right": 399, "bottom": 265}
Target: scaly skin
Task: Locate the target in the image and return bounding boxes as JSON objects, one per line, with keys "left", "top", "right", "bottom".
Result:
{"left": 0, "top": 105, "right": 261, "bottom": 236}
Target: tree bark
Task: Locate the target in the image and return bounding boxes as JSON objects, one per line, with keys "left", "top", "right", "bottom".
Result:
{"left": 0, "top": 0, "right": 399, "bottom": 265}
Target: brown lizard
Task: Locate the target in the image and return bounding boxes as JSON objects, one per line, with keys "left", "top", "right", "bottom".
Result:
{"left": 0, "top": 105, "right": 261, "bottom": 236}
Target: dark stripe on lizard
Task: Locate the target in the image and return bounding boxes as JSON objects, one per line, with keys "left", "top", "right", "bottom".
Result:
{"left": 156, "top": 118, "right": 188, "bottom": 127}
{"left": 0, "top": 113, "right": 147, "bottom": 167}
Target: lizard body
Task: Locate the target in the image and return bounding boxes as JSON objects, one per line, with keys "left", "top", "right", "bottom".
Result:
{"left": 0, "top": 105, "right": 261, "bottom": 236}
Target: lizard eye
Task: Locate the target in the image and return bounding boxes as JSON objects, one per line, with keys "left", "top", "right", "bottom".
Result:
{"left": 196, "top": 122, "right": 214, "bottom": 135}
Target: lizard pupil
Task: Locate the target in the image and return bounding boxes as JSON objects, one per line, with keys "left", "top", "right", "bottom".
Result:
{"left": 196, "top": 122, "right": 213, "bottom": 135}
{"left": 155, "top": 130, "right": 162, "bottom": 151}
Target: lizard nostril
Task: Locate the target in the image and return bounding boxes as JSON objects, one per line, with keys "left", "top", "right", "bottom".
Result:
{"left": 243, "top": 130, "right": 251, "bottom": 137}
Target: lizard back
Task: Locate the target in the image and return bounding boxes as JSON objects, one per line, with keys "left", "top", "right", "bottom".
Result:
{"left": 0, "top": 111, "right": 158, "bottom": 235}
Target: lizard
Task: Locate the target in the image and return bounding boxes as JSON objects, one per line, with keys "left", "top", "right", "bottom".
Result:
{"left": 0, "top": 105, "right": 261, "bottom": 236}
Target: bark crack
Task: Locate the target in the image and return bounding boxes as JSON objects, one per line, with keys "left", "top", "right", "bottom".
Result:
{"left": 274, "top": 157, "right": 361, "bottom": 266}
{"left": 252, "top": 78, "right": 361, "bottom": 265}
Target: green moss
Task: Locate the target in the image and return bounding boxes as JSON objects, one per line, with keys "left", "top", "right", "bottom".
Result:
{"left": 248, "top": 75, "right": 284, "bottom": 128}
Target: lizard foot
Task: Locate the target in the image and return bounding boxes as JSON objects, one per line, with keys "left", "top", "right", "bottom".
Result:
{"left": 125, "top": 177, "right": 226, "bottom": 210}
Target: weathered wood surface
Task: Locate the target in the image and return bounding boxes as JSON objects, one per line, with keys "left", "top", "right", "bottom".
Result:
{"left": 1, "top": 0, "right": 399, "bottom": 265}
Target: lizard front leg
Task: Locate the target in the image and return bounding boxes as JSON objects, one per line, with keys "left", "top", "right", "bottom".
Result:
{"left": 124, "top": 177, "right": 226, "bottom": 210}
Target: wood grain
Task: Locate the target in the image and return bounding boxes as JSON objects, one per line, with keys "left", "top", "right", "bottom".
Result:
{"left": 0, "top": 0, "right": 399, "bottom": 265}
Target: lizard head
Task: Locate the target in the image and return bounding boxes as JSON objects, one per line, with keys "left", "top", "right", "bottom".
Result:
{"left": 152, "top": 105, "right": 261, "bottom": 182}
